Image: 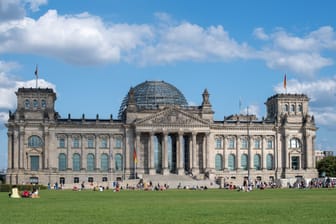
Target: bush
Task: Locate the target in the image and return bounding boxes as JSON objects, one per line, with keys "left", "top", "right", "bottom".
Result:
{"left": 0, "top": 184, "right": 47, "bottom": 192}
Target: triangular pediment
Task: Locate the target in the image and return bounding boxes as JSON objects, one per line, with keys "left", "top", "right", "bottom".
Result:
{"left": 135, "top": 107, "right": 209, "bottom": 127}
{"left": 27, "top": 148, "right": 42, "bottom": 154}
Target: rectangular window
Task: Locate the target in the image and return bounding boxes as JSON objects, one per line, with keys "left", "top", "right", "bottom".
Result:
{"left": 100, "top": 137, "right": 108, "bottom": 148}
{"left": 74, "top": 177, "right": 79, "bottom": 183}
{"left": 73, "top": 137, "right": 80, "bottom": 148}
{"left": 59, "top": 138, "right": 65, "bottom": 148}
{"left": 115, "top": 137, "right": 122, "bottom": 148}
{"left": 254, "top": 139, "right": 261, "bottom": 149}
{"left": 30, "top": 156, "right": 39, "bottom": 171}
{"left": 267, "top": 139, "right": 273, "bottom": 149}
{"left": 215, "top": 138, "right": 221, "bottom": 149}
{"left": 228, "top": 138, "right": 235, "bottom": 149}
{"left": 241, "top": 139, "right": 248, "bottom": 149}
{"left": 87, "top": 137, "right": 94, "bottom": 148}
{"left": 291, "top": 156, "right": 300, "bottom": 170}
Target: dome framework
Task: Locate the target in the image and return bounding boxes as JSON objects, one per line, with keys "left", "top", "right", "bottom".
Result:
{"left": 118, "top": 81, "right": 188, "bottom": 119}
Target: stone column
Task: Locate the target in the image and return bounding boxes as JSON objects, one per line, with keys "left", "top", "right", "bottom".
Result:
{"left": 67, "top": 135, "right": 72, "bottom": 170}
{"left": 149, "top": 132, "right": 156, "bottom": 175}
{"left": 310, "top": 136, "right": 316, "bottom": 169}
{"left": 162, "top": 132, "right": 169, "bottom": 175}
{"left": 248, "top": 136, "right": 253, "bottom": 170}
{"left": 44, "top": 130, "right": 49, "bottom": 170}
{"left": 7, "top": 131, "right": 13, "bottom": 169}
{"left": 284, "top": 135, "right": 289, "bottom": 169}
{"left": 177, "top": 131, "right": 184, "bottom": 175}
{"left": 19, "top": 127, "right": 25, "bottom": 169}
{"left": 135, "top": 131, "right": 144, "bottom": 175}
{"left": 81, "top": 135, "right": 86, "bottom": 171}
{"left": 205, "top": 132, "right": 211, "bottom": 171}
{"left": 188, "top": 134, "right": 193, "bottom": 173}
{"left": 261, "top": 136, "right": 266, "bottom": 170}
{"left": 191, "top": 132, "right": 199, "bottom": 175}
{"left": 13, "top": 131, "right": 19, "bottom": 169}
{"left": 236, "top": 136, "right": 240, "bottom": 170}
{"left": 109, "top": 134, "right": 114, "bottom": 172}
{"left": 95, "top": 135, "right": 99, "bottom": 171}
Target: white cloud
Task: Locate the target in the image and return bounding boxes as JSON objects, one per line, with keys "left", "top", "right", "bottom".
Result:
{"left": 0, "top": 0, "right": 25, "bottom": 21}
{"left": 274, "top": 77, "right": 336, "bottom": 128}
{"left": 263, "top": 51, "right": 333, "bottom": 76}
{"left": 0, "top": 10, "right": 153, "bottom": 65}
{"left": 0, "top": 9, "right": 336, "bottom": 76}
{"left": 256, "top": 26, "right": 336, "bottom": 76}
{"left": 24, "top": 0, "right": 47, "bottom": 12}
{"left": 253, "top": 27, "right": 269, "bottom": 40}
{"left": 0, "top": 60, "right": 55, "bottom": 121}
{"left": 240, "top": 104, "right": 260, "bottom": 118}
{"left": 137, "top": 23, "right": 252, "bottom": 65}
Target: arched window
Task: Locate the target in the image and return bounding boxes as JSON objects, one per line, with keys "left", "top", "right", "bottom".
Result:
{"left": 215, "top": 154, "right": 223, "bottom": 171}
{"left": 28, "top": 135, "right": 43, "bottom": 148}
{"left": 266, "top": 154, "right": 273, "bottom": 170}
{"left": 25, "top": 99, "right": 30, "bottom": 109}
{"left": 101, "top": 154, "right": 109, "bottom": 171}
{"left": 228, "top": 154, "right": 235, "bottom": 171}
{"left": 115, "top": 154, "right": 123, "bottom": 171}
{"left": 298, "top": 104, "right": 303, "bottom": 112}
{"left": 290, "top": 138, "right": 301, "bottom": 148}
{"left": 33, "top": 99, "right": 38, "bottom": 108}
{"left": 73, "top": 153, "right": 81, "bottom": 171}
{"left": 87, "top": 153, "right": 95, "bottom": 171}
{"left": 41, "top": 99, "right": 46, "bottom": 108}
{"left": 58, "top": 153, "right": 67, "bottom": 171}
{"left": 254, "top": 154, "right": 261, "bottom": 170}
{"left": 290, "top": 104, "right": 295, "bottom": 112}
{"left": 241, "top": 154, "right": 248, "bottom": 170}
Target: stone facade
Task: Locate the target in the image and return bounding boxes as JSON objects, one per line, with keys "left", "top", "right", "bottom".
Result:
{"left": 6, "top": 81, "right": 318, "bottom": 187}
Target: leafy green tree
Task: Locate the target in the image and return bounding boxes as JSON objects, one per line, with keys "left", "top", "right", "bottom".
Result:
{"left": 316, "top": 156, "right": 336, "bottom": 177}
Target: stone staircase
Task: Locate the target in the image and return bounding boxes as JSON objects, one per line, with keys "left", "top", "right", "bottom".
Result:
{"left": 121, "top": 174, "right": 219, "bottom": 189}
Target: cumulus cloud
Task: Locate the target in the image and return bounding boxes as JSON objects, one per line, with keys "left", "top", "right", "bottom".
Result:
{"left": 0, "top": 61, "right": 55, "bottom": 128}
{"left": 253, "top": 27, "right": 269, "bottom": 40}
{"left": 0, "top": 7, "right": 336, "bottom": 76}
{"left": 256, "top": 26, "right": 336, "bottom": 76}
{"left": 136, "top": 23, "right": 252, "bottom": 65}
{"left": 0, "top": 10, "right": 153, "bottom": 65}
{"left": 25, "top": 0, "right": 47, "bottom": 12}
{"left": 0, "top": 0, "right": 25, "bottom": 21}
{"left": 274, "top": 77, "right": 336, "bottom": 127}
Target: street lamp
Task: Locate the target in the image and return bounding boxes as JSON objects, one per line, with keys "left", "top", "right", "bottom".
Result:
{"left": 247, "top": 108, "right": 251, "bottom": 188}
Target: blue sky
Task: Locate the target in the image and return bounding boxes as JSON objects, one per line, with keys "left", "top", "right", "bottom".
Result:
{"left": 1, "top": 0, "right": 336, "bottom": 170}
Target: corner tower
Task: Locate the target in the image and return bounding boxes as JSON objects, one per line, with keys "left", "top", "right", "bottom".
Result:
{"left": 265, "top": 93, "right": 317, "bottom": 179}
{"left": 13, "top": 87, "right": 57, "bottom": 121}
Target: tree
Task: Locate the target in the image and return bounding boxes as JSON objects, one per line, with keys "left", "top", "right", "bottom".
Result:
{"left": 316, "top": 156, "right": 336, "bottom": 177}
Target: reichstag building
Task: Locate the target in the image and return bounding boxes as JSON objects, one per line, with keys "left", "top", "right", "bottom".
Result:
{"left": 6, "top": 80, "right": 318, "bottom": 187}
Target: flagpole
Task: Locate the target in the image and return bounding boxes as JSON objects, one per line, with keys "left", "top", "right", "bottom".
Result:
{"left": 284, "top": 73, "right": 287, "bottom": 94}
{"left": 35, "top": 65, "right": 38, "bottom": 89}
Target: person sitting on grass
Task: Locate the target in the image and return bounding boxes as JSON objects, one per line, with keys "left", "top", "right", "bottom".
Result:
{"left": 22, "top": 189, "right": 30, "bottom": 198}
{"left": 31, "top": 187, "right": 39, "bottom": 198}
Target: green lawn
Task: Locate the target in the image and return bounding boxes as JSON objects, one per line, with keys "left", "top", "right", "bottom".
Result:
{"left": 1, "top": 188, "right": 336, "bottom": 224}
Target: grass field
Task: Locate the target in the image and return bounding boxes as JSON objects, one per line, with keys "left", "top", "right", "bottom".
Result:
{"left": 1, "top": 188, "right": 336, "bottom": 224}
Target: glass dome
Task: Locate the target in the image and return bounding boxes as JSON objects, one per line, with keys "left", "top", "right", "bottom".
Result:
{"left": 118, "top": 81, "right": 188, "bottom": 119}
